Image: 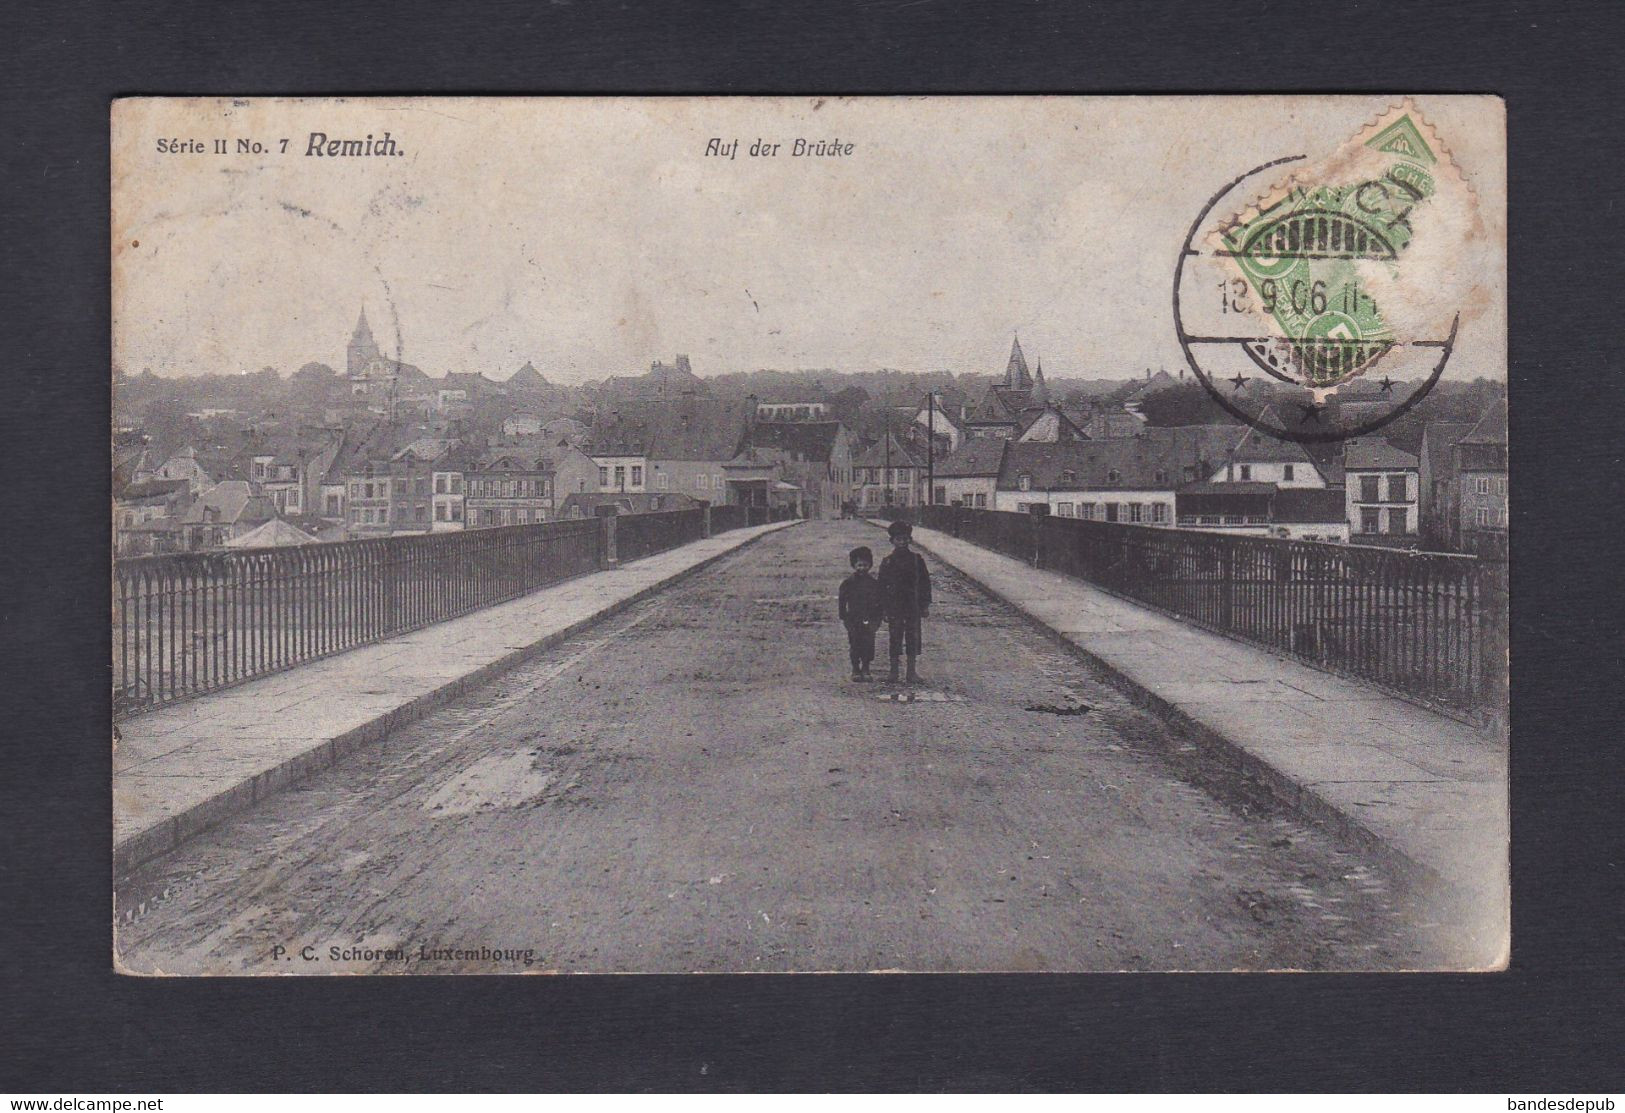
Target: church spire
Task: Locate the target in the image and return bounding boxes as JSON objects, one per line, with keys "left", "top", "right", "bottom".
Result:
{"left": 1030, "top": 357, "right": 1050, "bottom": 407}
{"left": 1004, "top": 334, "right": 1032, "bottom": 391}
{"left": 347, "top": 305, "right": 382, "bottom": 378}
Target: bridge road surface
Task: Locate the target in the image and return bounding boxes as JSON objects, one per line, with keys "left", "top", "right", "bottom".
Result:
{"left": 115, "top": 521, "right": 1467, "bottom": 973}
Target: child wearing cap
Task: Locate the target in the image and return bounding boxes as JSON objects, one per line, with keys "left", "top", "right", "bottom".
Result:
{"left": 877, "top": 519, "right": 932, "bottom": 684}
{"left": 837, "top": 545, "right": 884, "bottom": 682}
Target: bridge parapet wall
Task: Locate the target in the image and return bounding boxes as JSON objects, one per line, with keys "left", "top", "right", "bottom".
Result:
{"left": 114, "top": 511, "right": 717, "bottom": 719}
{"left": 919, "top": 504, "right": 1505, "bottom": 720}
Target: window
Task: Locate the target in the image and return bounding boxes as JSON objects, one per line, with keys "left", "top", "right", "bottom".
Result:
{"left": 631, "top": 466, "right": 643, "bottom": 486}
{"left": 598, "top": 466, "right": 609, "bottom": 486}
{"left": 696, "top": 474, "right": 708, "bottom": 489}
{"left": 1057, "top": 502, "right": 1075, "bottom": 517}
{"left": 378, "top": 507, "right": 388, "bottom": 523}
{"left": 1155, "top": 469, "right": 1169, "bottom": 485}
{"left": 934, "top": 486, "right": 945, "bottom": 505}
{"left": 1151, "top": 503, "right": 1169, "bottom": 523}
{"left": 451, "top": 503, "right": 462, "bottom": 521}
{"left": 1359, "top": 475, "right": 1380, "bottom": 502}
{"left": 1107, "top": 469, "right": 1121, "bottom": 485}
{"left": 657, "top": 473, "right": 669, "bottom": 490}
{"left": 613, "top": 466, "right": 626, "bottom": 488}
{"left": 435, "top": 504, "right": 447, "bottom": 521}
{"left": 1129, "top": 503, "right": 1144, "bottom": 523}
{"left": 1239, "top": 464, "right": 1252, "bottom": 481}
{"left": 1105, "top": 503, "right": 1120, "bottom": 523}
{"left": 974, "top": 493, "right": 987, "bottom": 508}
{"left": 1018, "top": 473, "right": 1032, "bottom": 491}
{"left": 1360, "top": 507, "right": 1380, "bottom": 533}
{"left": 365, "top": 482, "right": 376, "bottom": 499}
{"left": 326, "top": 494, "right": 341, "bottom": 515}
{"left": 1079, "top": 503, "right": 1095, "bottom": 520}
{"left": 415, "top": 505, "right": 427, "bottom": 523}
{"left": 451, "top": 475, "right": 462, "bottom": 494}
{"left": 1282, "top": 464, "right": 1294, "bottom": 481}
{"left": 1387, "top": 474, "right": 1408, "bottom": 501}
{"left": 1387, "top": 508, "right": 1407, "bottom": 534}
{"left": 1475, "top": 476, "right": 1490, "bottom": 495}
{"left": 1476, "top": 507, "right": 1490, "bottom": 527}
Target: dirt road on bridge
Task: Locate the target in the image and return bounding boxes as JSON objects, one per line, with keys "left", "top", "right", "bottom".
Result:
{"left": 116, "top": 521, "right": 1465, "bottom": 973}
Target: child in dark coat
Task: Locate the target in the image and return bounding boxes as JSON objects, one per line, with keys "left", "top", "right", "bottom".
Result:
{"left": 837, "top": 545, "right": 884, "bottom": 681}
{"left": 877, "top": 519, "right": 931, "bottom": 684}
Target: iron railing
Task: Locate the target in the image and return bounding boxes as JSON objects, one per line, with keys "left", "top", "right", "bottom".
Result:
{"left": 116, "top": 517, "right": 617, "bottom": 719}
{"left": 919, "top": 505, "right": 1506, "bottom": 718}
{"left": 613, "top": 507, "right": 707, "bottom": 563}
{"left": 709, "top": 504, "right": 748, "bottom": 533}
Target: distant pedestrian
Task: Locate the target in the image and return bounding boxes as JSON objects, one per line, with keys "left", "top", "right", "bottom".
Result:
{"left": 838, "top": 545, "right": 884, "bottom": 682}
{"left": 877, "top": 519, "right": 931, "bottom": 684}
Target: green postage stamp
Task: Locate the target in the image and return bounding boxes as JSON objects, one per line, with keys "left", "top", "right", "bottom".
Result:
{"left": 1209, "top": 101, "right": 1481, "bottom": 392}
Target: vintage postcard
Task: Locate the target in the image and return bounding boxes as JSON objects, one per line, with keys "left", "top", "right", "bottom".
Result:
{"left": 111, "top": 96, "right": 1507, "bottom": 974}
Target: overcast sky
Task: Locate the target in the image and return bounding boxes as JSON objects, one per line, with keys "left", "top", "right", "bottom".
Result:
{"left": 112, "top": 96, "right": 1505, "bottom": 384}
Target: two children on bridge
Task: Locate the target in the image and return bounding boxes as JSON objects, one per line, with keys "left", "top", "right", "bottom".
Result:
{"left": 838, "top": 519, "right": 931, "bottom": 685}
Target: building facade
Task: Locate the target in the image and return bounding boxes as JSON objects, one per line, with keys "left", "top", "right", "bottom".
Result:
{"left": 465, "top": 452, "right": 556, "bottom": 527}
{"left": 1344, "top": 438, "right": 1420, "bottom": 545}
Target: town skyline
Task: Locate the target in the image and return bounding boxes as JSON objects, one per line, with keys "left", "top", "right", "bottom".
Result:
{"left": 113, "top": 96, "right": 1506, "bottom": 386}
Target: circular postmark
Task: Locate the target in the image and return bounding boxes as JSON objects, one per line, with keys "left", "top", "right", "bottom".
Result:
{"left": 1173, "top": 103, "right": 1480, "bottom": 445}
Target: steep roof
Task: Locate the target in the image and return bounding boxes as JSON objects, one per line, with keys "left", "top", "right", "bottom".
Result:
{"left": 968, "top": 382, "right": 1033, "bottom": 424}
{"left": 936, "top": 437, "right": 1008, "bottom": 478}
{"left": 1420, "top": 421, "right": 1474, "bottom": 479}
{"left": 1084, "top": 410, "right": 1146, "bottom": 439}
{"left": 998, "top": 426, "right": 1243, "bottom": 491}
{"left": 1000, "top": 438, "right": 1182, "bottom": 491}
{"left": 1016, "top": 405, "right": 1089, "bottom": 443}
{"left": 1229, "top": 421, "right": 1317, "bottom": 465}
{"left": 224, "top": 518, "right": 320, "bottom": 548}
{"left": 1460, "top": 397, "right": 1507, "bottom": 445}
{"left": 853, "top": 432, "right": 917, "bottom": 470}
{"left": 116, "top": 478, "right": 190, "bottom": 501}
{"left": 1029, "top": 359, "right": 1050, "bottom": 406}
{"left": 1345, "top": 438, "right": 1419, "bottom": 470}
{"left": 1126, "top": 369, "right": 1180, "bottom": 404}
{"left": 181, "top": 481, "right": 277, "bottom": 525}
{"left": 505, "top": 361, "right": 552, "bottom": 391}
{"left": 1003, "top": 336, "right": 1033, "bottom": 390}
{"left": 586, "top": 397, "right": 751, "bottom": 461}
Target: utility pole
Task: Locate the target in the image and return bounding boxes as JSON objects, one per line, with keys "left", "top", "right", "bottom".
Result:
{"left": 883, "top": 410, "right": 892, "bottom": 507}
{"left": 926, "top": 390, "right": 936, "bottom": 509}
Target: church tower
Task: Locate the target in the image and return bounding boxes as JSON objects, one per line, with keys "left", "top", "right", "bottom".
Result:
{"left": 1004, "top": 335, "right": 1033, "bottom": 391}
{"left": 348, "top": 307, "right": 382, "bottom": 378}
{"left": 1030, "top": 357, "right": 1051, "bottom": 407}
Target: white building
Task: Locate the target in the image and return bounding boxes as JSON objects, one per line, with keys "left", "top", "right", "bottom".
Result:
{"left": 1344, "top": 438, "right": 1420, "bottom": 543}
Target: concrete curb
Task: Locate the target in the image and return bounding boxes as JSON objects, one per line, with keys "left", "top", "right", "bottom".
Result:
{"left": 113, "top": 520, "right": 802, "bottom": 879}
{"left": 900, "top": 524, "right": 1455, "bottom": 898}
